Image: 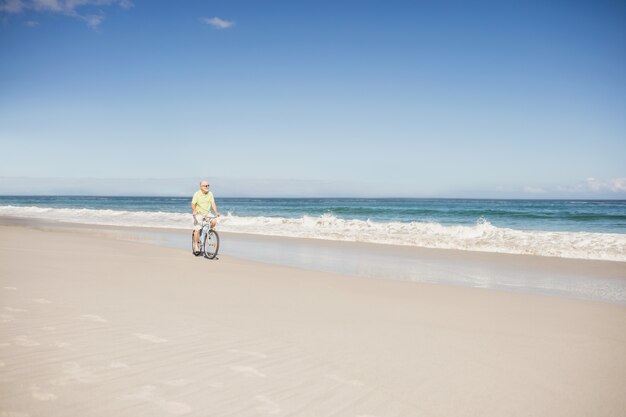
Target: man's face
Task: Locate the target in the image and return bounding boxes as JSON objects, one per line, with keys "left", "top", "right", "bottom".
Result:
{"left": 201, "top": 183, "right": 209, "bottom": 194}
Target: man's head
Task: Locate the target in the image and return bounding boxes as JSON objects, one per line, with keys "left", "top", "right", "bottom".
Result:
{"left": 200, "top": 181, "right": 209, "bottom": 194}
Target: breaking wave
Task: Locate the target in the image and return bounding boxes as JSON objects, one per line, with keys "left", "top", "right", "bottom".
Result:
{"left": 1, "top": 205, "right": 625, "bottom": 262}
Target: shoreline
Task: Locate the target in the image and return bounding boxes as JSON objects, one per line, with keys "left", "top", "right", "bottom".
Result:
{"left": 1, "top": 215, "right": 625, "bottom": 304}
{"left": 1, "top": 221, "right": 625, "bottom": 416}
{"left": 2, "top": 201, "right": 625, "bottom": 262}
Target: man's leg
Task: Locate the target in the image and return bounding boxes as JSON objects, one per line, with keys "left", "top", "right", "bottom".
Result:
{"left": 193, "top": 230, "right": 200, "bottom": 251}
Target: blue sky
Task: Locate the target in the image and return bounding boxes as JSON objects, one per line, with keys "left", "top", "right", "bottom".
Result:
{"left": 1, "top": 0, "right": 625, "bottom": 197}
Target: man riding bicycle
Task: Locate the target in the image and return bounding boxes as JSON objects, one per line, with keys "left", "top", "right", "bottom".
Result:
{"left": 192, "top": 180, "right": 220, "bottom": 255}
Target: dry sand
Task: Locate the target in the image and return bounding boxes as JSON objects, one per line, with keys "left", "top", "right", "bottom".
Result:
{"left": 0, "top": 223, "right": 625, "bottom": 416}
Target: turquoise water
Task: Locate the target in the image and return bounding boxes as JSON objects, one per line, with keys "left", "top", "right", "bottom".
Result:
{"left": 0, "top": 196, "right": 624, "bottom": 233}
{"left": 1, "top": 196, "right": 625, "bottom": 261}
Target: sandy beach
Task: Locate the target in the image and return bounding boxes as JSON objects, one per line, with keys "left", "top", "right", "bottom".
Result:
{"left": 1, "top": 222, "right": 625, "bottom": 417}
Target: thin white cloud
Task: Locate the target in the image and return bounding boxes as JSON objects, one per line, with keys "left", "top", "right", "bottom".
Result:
{"left": 522, "top": 186, "right": 546, "bottom": 194}
{"left": 0, "top": 0, "right": 25, "bottom": 13}
{"left": 584, "top": 177, "right": 626, "bottom": 193}
{"left": 1, "top": 0, "right": 132, "bottom": 28}
{"left": 523, "top": 177, "right": 626, "bottom": 196}
{"left": 33, "top": 0, "right": 129, "bottom": 13}
{"left": 81, "top": 12, "right": 104, "bottom": 29}
{"left": 24, "top": 19, "right": 38, "bottom": 26}
{"left": 202, "top": 16, "right": 234, "bottom": 29}
{"left": 33, "top": 0, "right": 64, "bottom": 12}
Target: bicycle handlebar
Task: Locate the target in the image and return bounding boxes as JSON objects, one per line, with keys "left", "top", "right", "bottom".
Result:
{"left": 196, "top": 214, "right": 219, "bottom": 222}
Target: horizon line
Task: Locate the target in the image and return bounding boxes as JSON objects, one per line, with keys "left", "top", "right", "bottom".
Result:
{"left": 1, "top": 194, "right": 625, "bottom": 202}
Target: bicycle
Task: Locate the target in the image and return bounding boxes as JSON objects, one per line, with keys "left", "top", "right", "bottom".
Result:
{"left": 192, "top": 215, "right": 220, "bottom": 259}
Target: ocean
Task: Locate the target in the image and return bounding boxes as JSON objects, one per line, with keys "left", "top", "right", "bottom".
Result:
{"left": 0, "top": 196, "right": 625, "bottom": 262}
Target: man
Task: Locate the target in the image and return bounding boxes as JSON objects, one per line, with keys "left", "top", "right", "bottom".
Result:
{"left": 192, "top": 180, "right": 220, "bottom": 255}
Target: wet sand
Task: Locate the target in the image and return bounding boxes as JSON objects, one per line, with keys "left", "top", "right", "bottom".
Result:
{"left": 3, "top": 216, "right": 625, "bottom": 303}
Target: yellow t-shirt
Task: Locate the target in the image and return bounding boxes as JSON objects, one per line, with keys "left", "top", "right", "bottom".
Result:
{"left": 192, "top": 191, "right": 215, "bottom": 215}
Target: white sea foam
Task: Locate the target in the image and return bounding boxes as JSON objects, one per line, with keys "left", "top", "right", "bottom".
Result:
{"left": 1, "top": 205, "right": 625, "bottom": 262}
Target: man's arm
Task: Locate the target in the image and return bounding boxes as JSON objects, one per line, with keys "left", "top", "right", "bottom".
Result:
{"left": 212, "top": 198, "right": 219, "bottom": 216}
{"left": 191, "top": 192, "right": 198, "bottom": 215}
{"left": 191, "top": 195, "right": 199, "bottom": 225}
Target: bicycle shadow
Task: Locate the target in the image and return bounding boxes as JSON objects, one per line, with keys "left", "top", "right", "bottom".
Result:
{"left": 194, "top": 252, "right": 219, "bottom": 261}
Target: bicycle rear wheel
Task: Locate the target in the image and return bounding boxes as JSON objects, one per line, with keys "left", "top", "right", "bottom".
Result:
{"left": 203, "top": 230, "right": 220, "bottom": 259}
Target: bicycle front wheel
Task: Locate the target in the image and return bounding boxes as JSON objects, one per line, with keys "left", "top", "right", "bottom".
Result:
{"left": 203, "top": 230, "right": 220, "bottom": 259}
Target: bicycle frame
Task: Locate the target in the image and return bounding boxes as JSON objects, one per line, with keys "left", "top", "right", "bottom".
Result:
{"left": 198, "top": 216, "right": 217, "bottom": 241}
